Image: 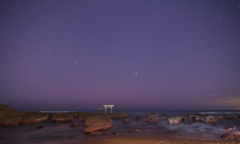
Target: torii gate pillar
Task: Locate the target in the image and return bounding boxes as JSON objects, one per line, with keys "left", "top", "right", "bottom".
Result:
{"left": 103, "top": 105, "right": 114, "bottom": 114}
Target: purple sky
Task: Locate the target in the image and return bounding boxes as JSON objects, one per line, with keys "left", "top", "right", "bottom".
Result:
{"left": 1, "top": 0, "right": 240, "bottom": 111}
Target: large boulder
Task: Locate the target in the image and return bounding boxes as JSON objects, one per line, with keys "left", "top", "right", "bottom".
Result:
{"left": 221, "top": 131, "right": 240, "bottom": 141}
{"left": 0, "top": 104, "right": 24, "bottom": 125}
{"left": 144, "top": 113, "right": 165, "bottom": 122}
{"left": 168, "top": 117, "right": 182, "bottom": 125}
{"left": 83, "top": 116, "right": 112, "bottom": 133}
{"left": 202, "top": 116, "right": 218, "bottom": 123}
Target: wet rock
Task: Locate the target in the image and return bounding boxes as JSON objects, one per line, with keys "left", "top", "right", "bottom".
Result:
{"left": 70, "top": 123, "right": 83, "bottom": 127}
{"left": 223, "top": 115, "right": 238, "bottom": 119}
{"left": 112, "top": 132, "right": 118, "bottom": 135}
{"left": 35, "top": 126, "right": 43, "bottom": 129}
{"left": 168, "top": 117, "right": 182, "bottom": 125}
{"left": 135, "top": 116, "right": 141, "bottom": 121}
{"left": 128, "top": 129, "right": 139, "bottom": 133}
{"left": 221, "top": 125, "right": 238, "bottom": 131}
{"left": 83, "top": 116, "right": 112, "bottom": 133}
{"left": 202, "top": 116, "right": 218, "bottom": 123}
{"left": 144, "top": 113, "right": 165, "bottom": 122}
{"left": 147, "top": 113, "right": 165, "bottom": 120}
{"left": 123, "top": 118, "right": 130, "bottom": 124}
{"left": 221, "top": 131, "right": 240, "bottom": 141}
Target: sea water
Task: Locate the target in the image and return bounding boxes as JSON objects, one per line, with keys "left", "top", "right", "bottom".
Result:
{"left": 0, "top": 110, "right": 240, "bottom": 144}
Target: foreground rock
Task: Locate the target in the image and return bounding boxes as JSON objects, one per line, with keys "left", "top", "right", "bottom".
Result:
{"left": 168, "top": 117, "right": 182, "bottom": 125}
{"left": 83, "top": 116, "right": 112, "bottom": 133}
{"left": 221, "top": 131, "right": 240, "bottom": 141}
{"left": 202, "top": 116, "right": 218, "bottom": 123}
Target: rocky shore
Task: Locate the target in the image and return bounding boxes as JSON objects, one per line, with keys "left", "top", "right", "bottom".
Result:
{"left": 1, "top": 104, "right": 240, "bottom": 143}
{"left": 0, "top": 104, "right": 128, "bottom": 132}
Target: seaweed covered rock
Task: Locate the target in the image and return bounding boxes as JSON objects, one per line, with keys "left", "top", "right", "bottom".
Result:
{"left": 168, "top": 117, "right": 182, "bottom": 125}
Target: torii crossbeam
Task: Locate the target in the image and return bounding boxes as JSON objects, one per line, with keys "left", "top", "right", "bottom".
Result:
{"left": 103, "top": 105, "right": 114, "bottom": 114}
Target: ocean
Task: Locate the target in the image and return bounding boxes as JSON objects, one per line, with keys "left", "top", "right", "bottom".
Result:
{"left": 0, "top": 110, "right": 240, "bottom": 144}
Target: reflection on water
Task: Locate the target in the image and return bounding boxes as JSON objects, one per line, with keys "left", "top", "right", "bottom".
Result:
{"left": 0, "top": 110, "right": 239, "bottom": 144}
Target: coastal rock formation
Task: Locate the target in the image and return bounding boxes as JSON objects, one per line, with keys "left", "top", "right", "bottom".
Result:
{"left": 202, "top": 116, "right": 218, "bottom": 123}
{"left": 123, "top": 118, "right": 130, "bottom": 124}
{"left": 0, "top": 104, "right": 129, "bottom": 126}
{"left": 0, "top": 104, "right": 49, "bottom": 125}
{"left": 168, "top": 117, "right": 182, "bottom": 125}
{"left": 223, "top": 115, "right": 239, "bottom": 119}
{"left": 221, "top": 131, "right": 240, "bottom": 141}
{"left": 51, "top": 113, "right": 75, "bottom": 122}
{"left": 83, "top": 116, "right": 112, "bottom": 132}
{"left": 183, "top": 114, "right": 199, "bottom": 122}
{"left": 21, "top": 112, "right": 49, "bottom": 124}
{"left": 144, "top": 113, "right": 165, "bottom": 122}
{"left": 221, "top": 125, "right": 238, "bottom": 131}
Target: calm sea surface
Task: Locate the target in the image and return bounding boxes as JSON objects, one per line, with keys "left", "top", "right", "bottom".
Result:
{"left": 0, "top": 110, "right": 240, "bottom": 144}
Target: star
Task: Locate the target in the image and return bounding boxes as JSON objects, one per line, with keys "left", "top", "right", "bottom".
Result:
{"left": 135, "top": 72, "right": 138, "bottom": 75}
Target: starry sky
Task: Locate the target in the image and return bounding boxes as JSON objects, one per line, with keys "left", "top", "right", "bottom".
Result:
{"left": 1, "top": 0, "right": 240, "bottom": 111}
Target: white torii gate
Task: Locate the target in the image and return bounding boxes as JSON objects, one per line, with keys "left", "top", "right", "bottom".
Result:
{"left": 103, "top": 105, "right": 114, "bottom": 114}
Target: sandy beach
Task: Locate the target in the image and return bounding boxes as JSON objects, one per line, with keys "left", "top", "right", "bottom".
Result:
{"left": 76, "top": 136, "right": 239, "bottom": 144}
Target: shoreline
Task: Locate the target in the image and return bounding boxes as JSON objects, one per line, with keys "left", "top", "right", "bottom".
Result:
{"left": 75, "top": 136, "right": 239, "bottom": 144}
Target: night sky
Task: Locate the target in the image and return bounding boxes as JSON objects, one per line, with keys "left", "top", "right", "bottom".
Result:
{"left": 1, "top": 0, "right": 240, "bottom": 111}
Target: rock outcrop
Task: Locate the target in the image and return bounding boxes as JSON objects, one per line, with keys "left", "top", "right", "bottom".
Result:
{"left": 201, "top": 116, "right": 218, "bottom": 123}
{"left": 83, "top": 116, "right": 112, "bottom": 133}
{"left": 144, "top": 113, "right": 165, "bottom": 122}
{"left": 168, "top": 117, "right": 182, "bottom": 125}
